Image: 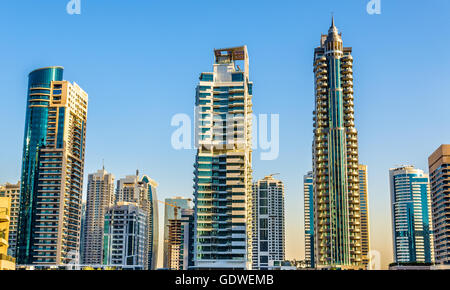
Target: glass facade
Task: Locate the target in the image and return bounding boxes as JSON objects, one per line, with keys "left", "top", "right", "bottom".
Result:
{"left": 193, "top": 46, "right": 253, "bottom": 269}
{"left": 17, "top": 67, "right": 88, "bottom": 265}
{"left": 17, "top": 67, "right": 64, "bottom": 264}
{"left": 312, "top": 20, "right": 363, "bottom": 268}
{"left": 389, "top": 166, "right": 434, "bottom": 264}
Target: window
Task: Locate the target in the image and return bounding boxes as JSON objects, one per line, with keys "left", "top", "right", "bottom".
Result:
{"left": 232, "top": 73, "right": 244, "bottom": 82}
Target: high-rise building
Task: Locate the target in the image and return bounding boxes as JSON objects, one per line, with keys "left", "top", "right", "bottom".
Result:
{"left": 303, "top": 172, "right": 314, "bottom": 268}
{"left": 82, "top": 169, "right": 115, "bottom": 265}
{"left": 389, "top": 166, "right": 434, "bottom": 264}
{"left": 103, "top": 202, "right": 148, "bottom": 269}
{"left": 17, "top": 67, "right": 88, "bottom": 266}
{"left": 80, "top": 201, "right": 86, "bottom": 264}
{"left": 251, "top": 175, "right": 285, "bottom": 270}
{"left": 0, "top": 196, "right": 15, "bottom": 270}
{"left": 167, "top": 219, "right": 182, "bottom": 270}
{"left": 358, "top": 164, "right": 371, "bottom": 268}
{"left": 192, "top": 46, "right": 253, "bottom": 270}
{"left": 180, "top": 209, "right": 195, "bottom": 270}
{"left": 166, "top": 209, "right": 195, "bottom": 270}
{"left": 116, "top": 174, "right": 148, "bottom": 206}
{"left": 163, "top": 197, "right": 191, "bottom": 268}
{"left": 141, "top": 176, "right": 159, "bottom": 270}
{"left": 0, "top": 182, "right": 20, "bottom": 257}
{"left": 428, "top": 145, "right": 450, "bottom": 265}
{"left": 114, "top": 173, "right": 158, "bottom": 269}
{"left": 312, "top": 19, "right": 363, "bottom": 269}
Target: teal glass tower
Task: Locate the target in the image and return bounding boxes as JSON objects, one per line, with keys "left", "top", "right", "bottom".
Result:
{"left": 17, "top": 67, "right": 88, "bottom": 265}
{"left": 312, "top": 19, "right": 363, "bottom": 269}
{"left": 389, "top": 166, "right": 434, "bottom": 264}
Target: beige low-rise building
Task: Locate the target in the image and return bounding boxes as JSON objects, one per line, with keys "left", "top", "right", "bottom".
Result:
{"left": 0, "top": 197, "right": 15, "bottom": 270}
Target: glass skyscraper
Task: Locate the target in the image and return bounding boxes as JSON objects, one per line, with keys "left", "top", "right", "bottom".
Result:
{"left": 17, "top": 67, "right": 88, "bottom": 265}
{"left": 141, "top": 175, "right": 159, "bottom": 270}
{"left": 192, "top": 46, "right": 253, "bottom": 269}
{"left": 312, "top": 19, "right": 363, "bottom": 269}
{"left": 389, "top": 166, "right": 434, "bottom": 264}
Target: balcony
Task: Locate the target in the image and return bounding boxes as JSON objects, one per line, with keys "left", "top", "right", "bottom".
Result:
{"left": 342, "top": 81, "right": 353, "bottom": 88}
{"left": 0, "top": 208, "right": 9, "bottom": 224}
{"left": 0, "top": 253, "right": 15, "bottom": 270}
{"left": 341, "top": 61, "right": 352, "bottom": 68}
{"left": 316, "top": 68, "right": 328, "bottom": 75}
{"left": 343, "top": 94, "right": 353, "bottom": 101}
{"left": 343, "top": 87, "right": 354, "bottom": 94}
{"left": 342, "top": 73, "right": 353, "bottom": 81}
{"left": 316, "top": 81, "right": 327, "bottom": 88}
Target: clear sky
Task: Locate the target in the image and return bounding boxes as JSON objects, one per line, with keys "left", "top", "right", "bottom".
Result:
{"left": 1, "top": 0, "right": 450, "bottom": 269}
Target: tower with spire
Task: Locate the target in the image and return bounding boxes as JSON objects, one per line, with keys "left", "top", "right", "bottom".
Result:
{"left": 312, "top": 18, "right": 364, "bottom": 269}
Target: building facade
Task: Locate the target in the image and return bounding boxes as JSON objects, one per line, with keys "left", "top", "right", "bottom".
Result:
{"left": 389, "top": 166, "right": 434, "bottom": 263}
{"left": 115, "top": 173, "right": 156, "bottom": 269}
{"left": 167, "top": 209, "right": 195, "bottom": 270}
{"left": 163, "top": 197, "right": 190, "bottom": 268}
{"left": 312, "top": 19, "right": 363, "bottom": 269}
{"left": 252, "top": 175, "right": 285, "bottom": 270}
{"left": 141, "top": 176, "right": 159, "bottom": 270}
{"left": 192, "top": 46, "right": 253, "bottom": 269}
{"left": 180, "top": 209, "right": 195, "bottom": 270}
{"left": 358, "top": 164, "right": 371, "bottom": 268}
{"left": 0, "top": 197, "right": 15, "bottom": 270}
{"left": 303, "top": 172, "right": 315, "bottom": 268}
{"left": 0, "top": 182, "right": 20, "bottom": 257}
{"left": 428, "top": 145, "right": 450, "bottom": 265}
{"left": 17, "top": 67, "right": 88, "bottom": 265}
{"left": 82, "top": 169, "right": 115, "bottom": 265}
{"left": 103, "top": 202, "right": 148, "bottom": 269}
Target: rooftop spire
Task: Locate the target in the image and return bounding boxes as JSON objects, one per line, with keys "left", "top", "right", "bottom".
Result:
{"left": 328, "top": 14, "right": 339, "bottom": 37}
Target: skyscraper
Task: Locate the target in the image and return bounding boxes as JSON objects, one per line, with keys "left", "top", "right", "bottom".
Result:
{"left": 312, "top": 19, "right": 363, "bottom": 269}
{"left": 163, "top": 197, "right": 190, "bottom": 268}
{"left": 180, "top": 209, "right": 195, "bottom": 270}
{"left": 428, "top": 145, "right": 450, "bottom": 265}
{"left": 82, "top": 169, "right": 115, "bottom": 265}
{"left": 141, "top": 176, "right": 159, "bottom": 270}
{"left": 192, "top": 46, "right": 253, "bottom": 269}
{"left": 303, "top": 171, "right": 315, "bottom": 268}
{"left": 115, "top": 173, "right": 158, "bottom": 269}
{"left": 166, "top": 209, "right": 195, "bottom": 270}
{"left": 252, "top": 175, "right": 285, "bottom": 270}
{"left": 17, "top": 67, "right": 88, "bottom": 266}
{"left": 389, "top": 166, "right": 434, "bottom": 264}
{"left": 0, "top": 182, "right": 20, "bottom": 257}
{"left": 103, "top": 202, "right": 148, "bottom": 270}
{"left": 358, "top": 164, "right": 371, "bottom": 268}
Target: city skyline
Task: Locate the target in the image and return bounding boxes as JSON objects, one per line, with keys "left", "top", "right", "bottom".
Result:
{"left": 1, "top": 1, "right": 450, "bottom": 269}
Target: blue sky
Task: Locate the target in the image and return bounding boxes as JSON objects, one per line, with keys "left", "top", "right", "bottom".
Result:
{"left": 1, "top": 0, "right": 450, "bottom": 268}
